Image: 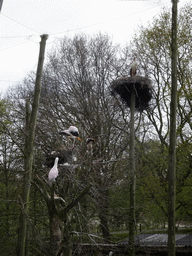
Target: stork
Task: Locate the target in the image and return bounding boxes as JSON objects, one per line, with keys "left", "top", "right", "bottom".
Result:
{"left": 59, "top": 126, "right": 81, "bottom": 147}
{"left": 86, "top": 138, "right": 95, "bottom": 155}
{"left": 130, "top": 57, "right": 137, "bottom": 77}
{"left": 58, "top": 128, "right": 71, "bottom": 145}
{"left": 86, "top": 138, "right": 95, "bottom": 145}
{"left": 48, "top": 157, "right": 59, "bottom": 187}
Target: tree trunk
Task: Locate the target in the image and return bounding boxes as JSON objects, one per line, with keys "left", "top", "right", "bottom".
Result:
{"left": 96, "top": 177, "right": 111, "bottom": 243}
{"left": 18, "top": 34, "right": 48, "bottom": 256}
{"left": 48, "top": 185, "right": 63, "bottom": 256}
{"left": 168, "top": 1, "right": 178, "bottom": 256}
{"left": 48, "top": 183, "right": 92, "bottom": 256}
{"left": 129, "top": 88, "right": 136, "bottom": 256}
{"left": 99, "top": 211, "right": 111, "bottom": 243}
{"left": 50, "top": 213, "right": 63, "bottom": 256}
{"left": 98, "top": 189, "right": 111, "bottom": 243}
{"left": 60, "top": 217, "right": 73, "bottom": 256}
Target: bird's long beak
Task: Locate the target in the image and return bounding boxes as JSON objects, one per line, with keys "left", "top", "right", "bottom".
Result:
{"left": 77, "top": 137, "right": 82, "bottom": 142}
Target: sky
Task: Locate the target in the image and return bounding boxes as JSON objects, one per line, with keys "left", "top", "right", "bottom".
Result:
{"left": 0, "top": 0, "right": 187, "bottom": 96}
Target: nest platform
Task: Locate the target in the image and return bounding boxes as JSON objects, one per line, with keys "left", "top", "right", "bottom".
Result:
{"left": 45, "top": 150, "right": 72, "bottom": 167}
{"left": 111, "top": 76, "right": 152, "bottom": 111}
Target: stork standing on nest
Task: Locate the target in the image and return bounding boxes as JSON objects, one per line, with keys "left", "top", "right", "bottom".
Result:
{"left": 130, "top": 57, "right": 137, "bottom": 77}
{"left": 59, "top": 126, "right": 82, "bottom": 148}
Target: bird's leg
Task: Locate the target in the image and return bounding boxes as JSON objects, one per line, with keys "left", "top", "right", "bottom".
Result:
{"left": 69, "top": 137, "right": 76, "bottom": 150}
{"left": 67, "top": 138, "right": 70, "bottom": 149}
{"left": 90, "top": 143, "right": 93, "bottom": 155}
{"left": 72, "top": 138, "right": 76, "bottom": 149}
{"left": 66, "top": 135, "right": 71, "bottom": 150}
{"left": 73, "top": 138, "right": 75, "bottom": 147}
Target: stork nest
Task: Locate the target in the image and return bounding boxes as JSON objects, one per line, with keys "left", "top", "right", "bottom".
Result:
{"left": 45, "top": 150, "right": 73, "bottom": 167}
{"left": 110, "top": 76, "right": 153, "bottom": 111}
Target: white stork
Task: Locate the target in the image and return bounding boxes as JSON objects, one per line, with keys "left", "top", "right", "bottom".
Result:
{"left": 130, "top": 57, "right": 137, "bottom": 77}
{"left": 86, "top": 138, "right": 95, "bottom": 146}
{"left": 48, "top": 157, "right": 59, "bottom": 187}
{"left": 86, "top": 138, "right": 95, "bottom": 155}
{"left": 59, "top": 126, "right": 81, "bottom": 147}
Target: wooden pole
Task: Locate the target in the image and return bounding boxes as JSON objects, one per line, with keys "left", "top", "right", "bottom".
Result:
{"left": 0, "top": 0, "right": 3, "bottom": 12}
{"left": 19, "top": 34, "right": 48, "bottom": 256}
{"left": 128, "top": 88, "right": 136, "bottom": 256}
{"left": 168, "top": 0, "right": 177, "bottom": 255}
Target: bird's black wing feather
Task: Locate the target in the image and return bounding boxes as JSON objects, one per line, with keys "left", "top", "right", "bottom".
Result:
{"left": 70, "top": 131, "right": 79, "bottom": 137}
{"left": 59, "top": 131, "right": 70, "bottom": 136}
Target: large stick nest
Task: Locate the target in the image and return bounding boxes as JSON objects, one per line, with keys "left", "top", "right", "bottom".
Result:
{"left": 45, "top": 150, "right": 73, "bottom": 167}
{"left": 110, "top": 76, "right": 153, "bottom": 111}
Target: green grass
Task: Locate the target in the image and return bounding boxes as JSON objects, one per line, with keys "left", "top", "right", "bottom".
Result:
{"left": 139, "top": 228, "right": 192, "bottom": 234}
{"left": 110, "top": 233, "right": 129, "bottom": 243}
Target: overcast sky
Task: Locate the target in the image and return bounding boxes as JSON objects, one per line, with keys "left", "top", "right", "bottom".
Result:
{"left": 0, "top": 0, "right": 187, "bottom": 96}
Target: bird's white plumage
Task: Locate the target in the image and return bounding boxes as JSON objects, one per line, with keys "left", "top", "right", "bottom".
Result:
{"left": 86, "top": 138, "right": 95, "bottom": 154}
{"left": 48, "top": 157, "right": 59, "bottom": 186}
{"left": 130, "top": 57, "right": 137, "bottom": 77}
{"left": 59, "top": 126, "right": 81, "bottom": 147}
{"left": 68, "top": 126, "right": 79, "bottom": 137}
{"left": 60, "top": 129, "right": 71, "bottom": 136}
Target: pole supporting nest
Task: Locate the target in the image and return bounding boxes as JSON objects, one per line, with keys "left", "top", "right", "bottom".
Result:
{"left": 110, "top": 74, "right": 152, "bottom": 256}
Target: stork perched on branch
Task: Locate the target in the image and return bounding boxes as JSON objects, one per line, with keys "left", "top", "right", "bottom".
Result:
{"left": 48, "top": 157, "right": 59, "bottom": 187}
{"left": 86, "top": 138, "right": 95, "bottom": 155}
{"left": 130, "top": 57, "right": 137, "bottom": 77}
{"left": 59, "top": 126, "right": 82, "bottom": 148}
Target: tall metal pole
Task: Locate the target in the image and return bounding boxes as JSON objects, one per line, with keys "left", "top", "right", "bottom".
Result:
{"left": 129, "top": 88, "right": 136, "bottom": 256}
{"left": 168, "top": 0, "right": 178, "bottom": 255}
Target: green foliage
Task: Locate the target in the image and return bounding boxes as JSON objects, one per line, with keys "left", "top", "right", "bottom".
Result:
{"left": 71, "top": 234, "right": 104, "bottom": 244}
{"left": 136, "top": 141, "right": 168, "bottom": 226}
{"left": 0, "top": 99, "right": 11, "bottom": 133}
{"left": 176, "top": 142, "right": 192, "bottom": 220}
{"left": 71, "top": 232, "right": 130, "bottom": 244}
{"left": 109, "top": 182, "right": 130, "bottom": 231}
{"left": 110, "top": 233, "right": 129, "bottom": 243}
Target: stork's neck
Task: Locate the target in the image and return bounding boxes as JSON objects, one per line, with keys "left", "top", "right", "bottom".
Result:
{"left": 54, "top": 158, "right": 59, "bottom": 166}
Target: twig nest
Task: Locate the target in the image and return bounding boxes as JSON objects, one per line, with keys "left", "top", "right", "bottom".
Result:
{"left": 45, "top": 150, "right": 72, "bottom": 167}
{"left": 111, "top": 76, "right": 153, "bottom": 111}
